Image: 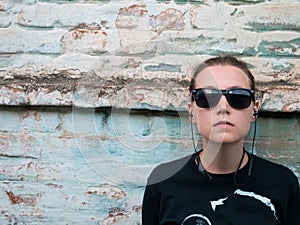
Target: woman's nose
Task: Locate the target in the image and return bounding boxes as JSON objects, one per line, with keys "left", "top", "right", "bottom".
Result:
{"left": 216, "top": 95, "right": 230, "bottom": 114}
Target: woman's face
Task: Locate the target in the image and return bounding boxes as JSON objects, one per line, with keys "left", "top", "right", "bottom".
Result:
{"left": 189, "top": 65, "right": 258, "bottom": 145}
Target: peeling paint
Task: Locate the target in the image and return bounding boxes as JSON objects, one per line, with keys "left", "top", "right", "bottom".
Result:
{"left": 257, "top": 38, "right": 300, "bottom": 57}
{"left": 86, "top": 183, "right": 126, "bottom": 199}
{"left": 5, "top": 191, "right": 38, "bottom": 206}
{"left": 115, "top": 4, "right": 149, "bottom": 29}
{"left": 46, "top": 183, "right": 63, "bottom": 189}
{"left": 151, "top": 8, "right": 185, "bottom": 32}
{"left": 102, "top": 208, "right": 129, "bottom": 225}
{"left": 61, "top": 23, "right": 107, "bottom": 53}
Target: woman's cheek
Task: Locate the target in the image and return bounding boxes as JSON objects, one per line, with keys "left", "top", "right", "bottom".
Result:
{"left": 196, "top": 116, "right": 212, "bottom": 135}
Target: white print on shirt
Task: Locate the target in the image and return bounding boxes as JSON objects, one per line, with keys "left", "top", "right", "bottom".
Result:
{"left": 182, "top": 189, "right": 281, "bottom": 225}
{"left": 181, "top": 214, "right": 212, "bottom": 225}
{"left": 210, "top": 197, "right": 228, "bottom": 211}
{"left": 233, "top": 189, "right": 279, "bottom": 221}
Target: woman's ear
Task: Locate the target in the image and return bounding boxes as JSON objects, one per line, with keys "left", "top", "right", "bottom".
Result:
{"left": 188, "top": 102, "right": 195, "bottom": 123}
{"left": 252, "top": 101, "right": 260, "bottom": 121}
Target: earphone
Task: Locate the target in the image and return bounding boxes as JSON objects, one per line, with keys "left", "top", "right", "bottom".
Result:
{"left": 253, "top": 111, "right": 258, "bottom": 118}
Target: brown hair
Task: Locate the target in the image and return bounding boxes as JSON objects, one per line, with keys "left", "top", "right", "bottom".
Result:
{"left": 189, "top": 56, "right": 255, "bottom": 93}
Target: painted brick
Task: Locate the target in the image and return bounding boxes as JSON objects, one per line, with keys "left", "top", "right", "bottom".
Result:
{"left": 190, "top": 3, "right": 300, "bottom": 31}
{"left": 61, "top": 22, "right": 108, "bottom": 53}
{"left": 0, "top": 26, "right": 64, "bottom": 54}
{"left": 16, "top": 2, "right": 59, "bottom": 28}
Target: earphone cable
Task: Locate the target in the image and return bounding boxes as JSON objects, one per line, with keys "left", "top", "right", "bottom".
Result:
{"left": 234, "top": 117, "right": 257, "bottom": 186}
{"left": 190, "top": 113, "right": 198, "bottom": 153}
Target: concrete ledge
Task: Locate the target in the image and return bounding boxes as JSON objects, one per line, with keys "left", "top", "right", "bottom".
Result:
{"left": 1, "top": 71, "right": 299, "bottom": 112}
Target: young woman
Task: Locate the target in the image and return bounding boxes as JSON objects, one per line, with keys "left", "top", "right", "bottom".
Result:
{"left": 142, "top": 56, "right": 300, "bottom": 225}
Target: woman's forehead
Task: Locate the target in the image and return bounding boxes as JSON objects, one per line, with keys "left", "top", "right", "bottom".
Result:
{"left": 194, "top": 65, "right": 252, "bottom": 89}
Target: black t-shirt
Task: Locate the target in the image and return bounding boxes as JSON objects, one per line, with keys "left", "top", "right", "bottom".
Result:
{"left": 142, "top": 152, "right": 300, "bottom": 225}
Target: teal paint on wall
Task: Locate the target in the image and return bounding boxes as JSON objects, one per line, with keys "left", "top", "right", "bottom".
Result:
{"left": 257, "top": 38, "right": 300, "bottom": 57}
{"left": 156, "top": 0, "right": 205, "bottom": 5}
{"left": 144, "top": 63, "right": 181, "bottom": 72}
{"left": 246, "top": 22, "right": 300, "bottom": 32}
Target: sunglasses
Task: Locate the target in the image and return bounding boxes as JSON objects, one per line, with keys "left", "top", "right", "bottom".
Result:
{"left": 191, "top": 88, "right": 255, "bottom": 109}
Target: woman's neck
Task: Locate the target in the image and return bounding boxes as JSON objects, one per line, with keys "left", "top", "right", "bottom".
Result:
{"left": 199, "top": 140, "right": 248, "bottom": 174}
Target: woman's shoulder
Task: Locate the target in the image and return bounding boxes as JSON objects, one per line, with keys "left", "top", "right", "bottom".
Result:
{"left": 146, "top": 153, "right": 194, "bottom": 186}
{"left": 253, "top": 155, "right": 299, "bottom": 184}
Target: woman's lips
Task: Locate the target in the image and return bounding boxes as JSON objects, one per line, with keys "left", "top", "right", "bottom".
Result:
{"left": 214, "top": 121, "right": 234, "bottom": 127}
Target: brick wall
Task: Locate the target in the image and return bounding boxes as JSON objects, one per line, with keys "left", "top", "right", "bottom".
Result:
{"left": 0, "top": 0, "right": 299, "bottom": 224}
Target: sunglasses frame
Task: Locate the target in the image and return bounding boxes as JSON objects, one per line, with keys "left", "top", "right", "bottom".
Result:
{"left": 191, "top": 88, "right": 255, "bottom": 109}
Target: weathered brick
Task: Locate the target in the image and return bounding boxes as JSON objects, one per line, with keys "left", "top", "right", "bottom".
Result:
{"left": 58, "top": 2, "right": 121, "bottom": 27}
{"left": 61, "top": 22, "right": 108, "bottom": 53}
{"left": 86, "top": 183, "right": 126, "bottom": 199}
{"left": 260, "top": 86, "right": 300, "bottom": 112}
{"left": 0, "top": 26, "right": 64, "bottom": 54}
{"left": 16, "top": 2, "right": 59, "bottom": 28}
{"left": 190, "top": 3, "right": 300, "bottom": 31}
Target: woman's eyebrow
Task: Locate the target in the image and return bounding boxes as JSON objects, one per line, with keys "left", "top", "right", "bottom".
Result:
{"left": 199, "top": 85, "right": 248, "bottom": 89}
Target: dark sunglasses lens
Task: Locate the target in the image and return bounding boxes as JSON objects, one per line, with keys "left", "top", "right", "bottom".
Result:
{"left": 227, "top": 89, "right": 252, "bottom": 109}
{"left": 196, "top": 89, "right": 221, "bottom": 108}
